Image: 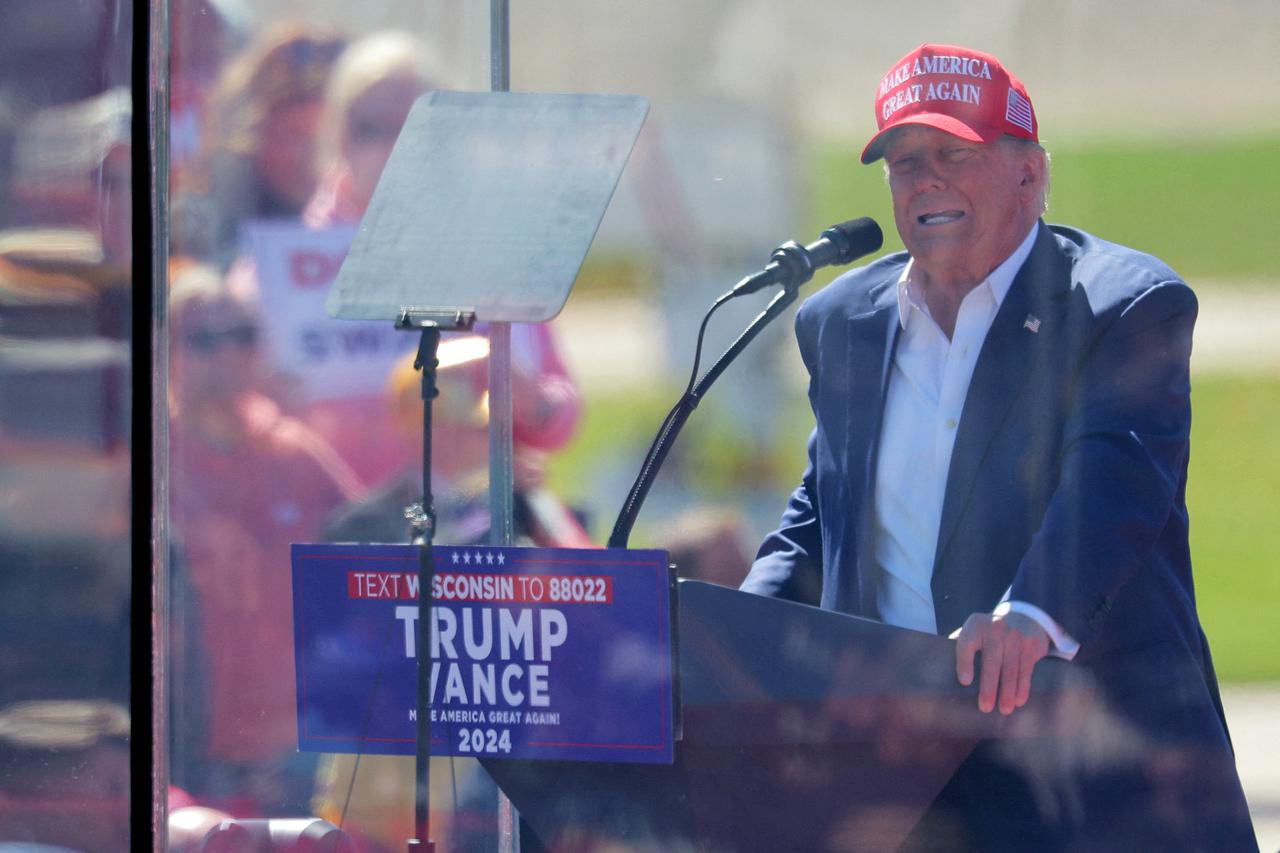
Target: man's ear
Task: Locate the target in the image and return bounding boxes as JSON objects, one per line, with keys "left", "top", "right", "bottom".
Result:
{"left": 1018, "top": 150, "right": 1048, "bottom": 204}
{"left": 1019, "top": 155, "right": 1039, "bottom": 187}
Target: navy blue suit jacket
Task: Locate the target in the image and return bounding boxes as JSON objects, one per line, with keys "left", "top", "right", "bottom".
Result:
{"left": 742, "top": 222, "right": 1256, "bottom": 850}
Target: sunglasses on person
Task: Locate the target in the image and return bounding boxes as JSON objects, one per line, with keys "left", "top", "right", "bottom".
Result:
{"left": 287, "top": 37, "right": 344, "bottom": 71}
{"left": 182, "top": 325, "right": 259, "bottom": 354}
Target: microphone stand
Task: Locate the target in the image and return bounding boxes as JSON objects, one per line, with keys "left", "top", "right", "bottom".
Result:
{"left": 396, "top": 308, "right": 475, "bottom": 853}
{"left": 608, "top": 285, "right": 800, "bottom": 549}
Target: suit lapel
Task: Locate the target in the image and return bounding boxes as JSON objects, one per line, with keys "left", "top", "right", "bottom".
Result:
{"left": 842, "top": 283, "right": 899, "bottom": 616}
{"left": 933, "top": 225, "right": 1071, "bottom": 581}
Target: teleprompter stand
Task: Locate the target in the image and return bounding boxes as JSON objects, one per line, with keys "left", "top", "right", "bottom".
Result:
{"left": 394, "top": 308, "right": 475, "bottom": 852}
{"left": 326, "top": 91, "right": 648, "bottom": 851}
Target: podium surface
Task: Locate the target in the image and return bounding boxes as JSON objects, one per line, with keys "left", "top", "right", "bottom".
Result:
{"left": 484, "top": 580, "right": 1092, "bottom": 851}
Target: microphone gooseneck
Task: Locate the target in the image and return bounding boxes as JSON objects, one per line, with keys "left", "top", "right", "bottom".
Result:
{"left": 729, "top": 217, "right": 883, "bottom": 298}
{"left": 608, "top": 218, "right": 883, "bottom": 550}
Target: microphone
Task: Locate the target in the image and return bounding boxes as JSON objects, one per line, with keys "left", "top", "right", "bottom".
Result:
{"left": 730, "top": 217, "right": 883, "bottom": 297}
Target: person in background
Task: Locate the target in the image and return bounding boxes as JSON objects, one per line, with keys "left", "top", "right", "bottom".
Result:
{"left": 289, "top": 29, "right": 582, "bottom": 490}
{"left": 0, "top": 89, "right": 136, "bottom": 720}
{"left": 324, "top": 336, "right": 593, "bottom": 549}
{"left": 663, "top": 506, "right": 753, "bottom": 589}
{"left": 168, "top": 0, "right": 248, "bottom": 182}
{"left": 323, "top": 335, "right": 497, "bottom": 548}
{"left": 168, "top": 263, "right": 363, "bottom": 818}
{"left": 7, "top": 86, "right": 133, "bottom": 275}
{"left": 173, "top": 23, "right": 346, "bottom": 265}
{"left": 303, "top": 30, "right": 447, "bottom": 230}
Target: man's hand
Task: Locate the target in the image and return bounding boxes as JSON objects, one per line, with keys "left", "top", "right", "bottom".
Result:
{"left": 951, "top": 611, "right": 1050, "bottom": 715}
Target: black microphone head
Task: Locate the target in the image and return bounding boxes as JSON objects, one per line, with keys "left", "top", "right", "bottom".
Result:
{"left": 822, "top": 217, "right": 883, "bottom": 265}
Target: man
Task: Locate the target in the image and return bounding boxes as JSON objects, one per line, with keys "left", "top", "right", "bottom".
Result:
{"left": 741, "top": 44, "right": 1256, "bottom": 851}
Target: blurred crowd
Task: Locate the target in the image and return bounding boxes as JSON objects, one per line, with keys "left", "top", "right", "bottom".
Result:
{"left": 0, "top": 1, "right": 135, "bottom": 850}
{"left": 0, "top": 2, "right": 755, "bottom": 851}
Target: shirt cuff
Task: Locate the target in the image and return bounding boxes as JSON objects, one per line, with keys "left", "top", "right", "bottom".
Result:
{"left": 993, "top": 600, "right": 1081, "bottom": 660}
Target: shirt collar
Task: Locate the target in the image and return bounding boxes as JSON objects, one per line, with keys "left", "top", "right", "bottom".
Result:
{"left": 895, "top": 222, "right": 1040, "bottom": 329}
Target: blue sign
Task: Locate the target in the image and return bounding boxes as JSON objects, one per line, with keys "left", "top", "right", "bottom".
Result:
{"left": 291, "top": 543, "right": 675, "bottom": 764}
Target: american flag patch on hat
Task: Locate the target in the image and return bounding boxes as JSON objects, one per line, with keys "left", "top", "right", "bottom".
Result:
{"left": 1006, "top": 87, "right": 1034, "bottom": 134}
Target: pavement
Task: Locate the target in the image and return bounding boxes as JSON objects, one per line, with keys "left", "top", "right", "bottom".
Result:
{"left": 1189, "top": 286, "right": 1280, "bottom": 376}
{"left": 1222, "top": 685, "right": 1280, "bottom": 852}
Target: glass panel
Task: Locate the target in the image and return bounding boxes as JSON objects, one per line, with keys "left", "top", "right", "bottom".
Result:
{"left": 0, "top": 1, "right": 133, "bottom": 850}
{"left": 160, "top": 2, "right": 1276, "bottom": 851}
{"left": 163, "top": 4, "right": 505, "bottom": 850}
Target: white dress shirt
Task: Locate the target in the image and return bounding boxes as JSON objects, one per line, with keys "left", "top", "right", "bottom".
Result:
{"left": 872, "top": 224, "right": 1079, "bottom": 658}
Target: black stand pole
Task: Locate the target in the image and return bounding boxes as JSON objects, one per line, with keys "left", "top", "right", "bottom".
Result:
{"left": 608, "top": 285, "right": 800, "bottom": 549}
{"left": 408, "top": 327, "right": 439, "bottom": 853}
{"left": 394, "top": 308, "right": 474, "bottom": 853}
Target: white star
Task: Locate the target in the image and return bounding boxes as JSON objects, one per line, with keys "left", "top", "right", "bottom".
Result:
{"left": 463, "top": 552, "right": 472, "bottom": 565}
{"left": 496, "top": 553, "right": 506, "bottom": 565}
{"left": 451, "top": 551, "right": 460, "bottom": 564}
{"left": 486, "top": 553, "right": 495, "bottom": 565}
{"left": 472, "top": 551, "right": 482, "bottom": 565}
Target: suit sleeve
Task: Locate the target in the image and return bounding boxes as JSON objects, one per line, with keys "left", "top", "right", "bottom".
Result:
{"left": 1009, "top": 280, "right": 1197, "bottom": 646}
{"left": 740, "top": 300, "right": 829, "bottom": 606}
{"left": 740, "top": 428, "right": 824, "bottom": 606}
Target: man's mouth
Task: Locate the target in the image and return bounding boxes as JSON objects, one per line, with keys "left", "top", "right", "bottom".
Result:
{"left": 918, "top": 211, "right": 964, "bottom": 225}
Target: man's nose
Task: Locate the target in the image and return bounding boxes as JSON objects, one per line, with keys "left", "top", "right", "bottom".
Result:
{"left": 912, "top": 160, "right": 945, "bottom": 191}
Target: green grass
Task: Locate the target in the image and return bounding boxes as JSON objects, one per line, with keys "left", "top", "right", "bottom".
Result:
{"left": 1187, "top": 374, "right": 1280, "bottom": 682}
{"left": 545, "top": 383, "right": 811, "bottom": 538}
{"left": 545, "top": 385, "right": 674, "bottom": 508}
{"left": 805, "top": 134, "right": 1280, "bottom": 283}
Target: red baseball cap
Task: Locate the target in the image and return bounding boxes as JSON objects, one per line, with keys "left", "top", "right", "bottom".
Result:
{"left": 860, "top": 43, "right": 1038, "bottom": 164}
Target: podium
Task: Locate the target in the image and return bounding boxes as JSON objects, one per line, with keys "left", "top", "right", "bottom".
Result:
{"left": 483, "top": 580, "right": 1093, "bottom": 851}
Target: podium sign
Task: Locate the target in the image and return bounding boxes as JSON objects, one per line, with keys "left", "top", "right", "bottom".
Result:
{"left": 291, "top": 543, "right": 674, "bottom": 764}
{"left": 246, "top": 222, "right": 415, "bottom": 401}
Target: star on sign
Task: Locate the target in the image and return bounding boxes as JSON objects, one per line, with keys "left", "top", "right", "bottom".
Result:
{"left": 473, "top": 551, "right": 484, "bottom": 565}
{"left": 451, "top": 551, "right": 460, "bottom": 564}
{"left": 497, "top": 553, "right": 506, "bottom": 565}
{"left": 463, "top": 552, "right": 472, "bottom": 565}
{"left": 486, "top": 553, "right": 495, "bottom": 565}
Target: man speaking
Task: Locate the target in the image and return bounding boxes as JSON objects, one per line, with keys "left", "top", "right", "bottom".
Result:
{"left": 741, "top": 44, "right": 1257, "bottom": 851}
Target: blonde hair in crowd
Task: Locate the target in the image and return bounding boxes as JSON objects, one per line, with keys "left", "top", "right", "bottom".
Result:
{"left": 201, "top": 23, "right": 345, "bottom": 171}
{"left": 316, "top": 30, "right": 450, "bottom": 175}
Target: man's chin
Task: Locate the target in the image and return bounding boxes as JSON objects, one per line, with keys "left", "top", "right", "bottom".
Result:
{"left": 903, "top": 235, "right": 970, "bottom": 271}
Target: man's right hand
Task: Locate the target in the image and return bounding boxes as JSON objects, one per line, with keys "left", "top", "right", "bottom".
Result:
{"left": 952, "top": 611, "right": 1050, "bottom": 715}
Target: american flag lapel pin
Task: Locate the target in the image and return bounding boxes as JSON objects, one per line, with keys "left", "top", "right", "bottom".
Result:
{"left": 1022, "top": 314, "right": 1041, "bottom": 333}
